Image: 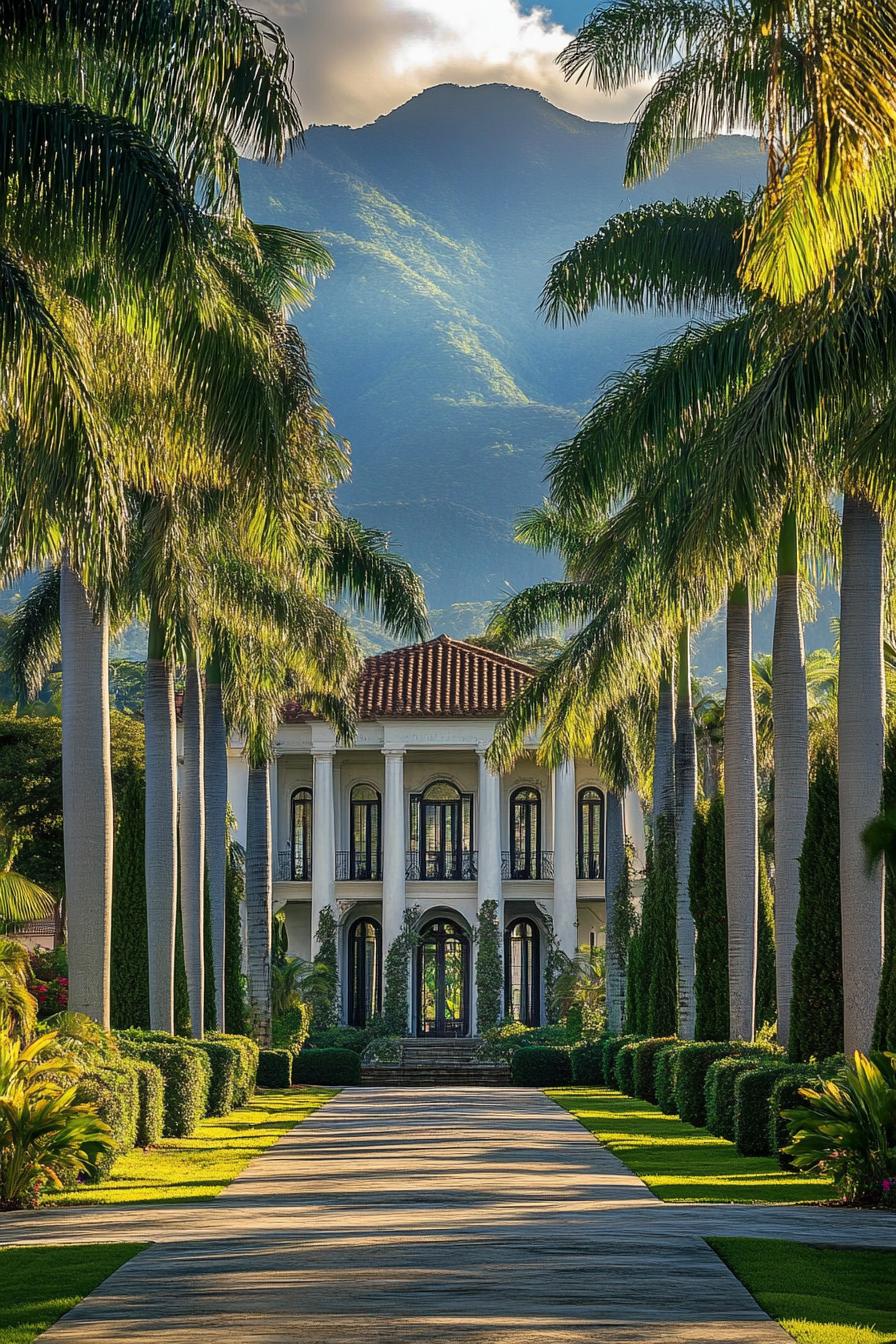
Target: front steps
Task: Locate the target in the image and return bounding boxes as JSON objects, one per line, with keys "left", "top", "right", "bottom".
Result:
{"left": 361, "top": 1037, "right": 510, "bottom": 1087}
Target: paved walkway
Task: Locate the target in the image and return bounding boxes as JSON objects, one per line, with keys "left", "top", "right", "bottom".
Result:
{"left": 3, "top": 1088, "right": 895, "bottom": 1342}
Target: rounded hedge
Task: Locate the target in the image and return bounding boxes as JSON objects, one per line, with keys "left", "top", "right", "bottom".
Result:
{"left": 614, "top": 1041, "right": 640, "bottom": 1095}
{"left": 208, "top": 1032, "right": 259, "bottom": 1106}
{"left": 293, "top": 1048, "right": 362, "bottom": 1086}
{"left": 768, "top": 1070, "right": 816, "bottom": 1168}
{"left": 704, "top": 1056, "right": 763, "bottom": 1140}
{"left": 131, "top": 1058, "right": 164, "bottom": 1148}
{"left": 734, "top": 1064, "right": 794, "bottom": 1156}
{"left": 674, "top": 1042, "right": 737, "bottom": 1127}
{"left": 632, "top": 1037, "right": 677, "bottom": 1103}
{"left": 75, "top": 1062, "right": 140, "bottom": 1180}
{"left": 510, "top": 1046, "right": 572, "bottom": 1087}
{"left": 654, "top": 1041, "right": 686, "bottom": 1113}
{"left": 191, "top": 1039, "right": 240, "bottom": 1116}
{"left": 601, "top": 1035, "right": 639, "bottom": 1088}
{"left": 570, "top": 1042, "right": 605, "bottom": 1084}
{"left": 257, "top": 1048, "right": 293, "bottom": 1088}
{"left": 118, "top": 1038, "right": 209, "bottom": 1137}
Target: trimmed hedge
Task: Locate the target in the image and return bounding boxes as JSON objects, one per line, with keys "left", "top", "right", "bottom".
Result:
{"left": 118, "top": 1038, "right": 209, "bottom": 1137}
{"left": 614, "top": 1040, "right": 640, "bottom": 1095}
{"left": 768, "top": 1069, "right": 816, "bottom": 1168}
{"left": 191, "top": 1039, "right": 240, "bottom": 1116}
{"left": 131, "top": 1058, "right": 164, "bottom": 1148}
{"left": 601, "top": 1034, "right": 639, "bottom": 1088}
{"left": 209, "top": 1032, "right": 259, "bottom": 1106}
{"left": 293, "top": 1048, "right": 362, "bottom": 1086}
{"left": 734, "top": 1064, "right": 794, "bottom": 1156}
{"left": 257, "top": 1048, "right": 293, "bottom": 1088}
{"left": 705, "top": 1055, "right": 764, "bottom": 1140}
{"left": 632, "top": 1037, "right": 676, "bottom": 1103}
{"left": 654, "top": 1041, "right": 686, "bottom": 1113}
{"left": 75, "top": 1062, "right": 140, "bottom": 1179}
{"left": 510, "top": 1046, "right": 572, "bottom": 1087}
{"left": 674, "top": 1042, "right": 736, "bottom": 1127}
{"left": 570, "top": 1042, "right": 605, "bottom": 1084}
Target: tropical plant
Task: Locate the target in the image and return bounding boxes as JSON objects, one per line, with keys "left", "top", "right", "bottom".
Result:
{"left": 0, "top": 829, "right": 54, "bottom": 929}
{"left": 550, "top": 944, "right": 606, "bottom": 1034}
{"left": 783, "top": 1052, "right": 896, "bottom": 1205}
{"left": 0, "top": 1030, "right": 113, "bottom": 1208}
{"left": 0, "top": 938, "right": 37, "bottom": 1040}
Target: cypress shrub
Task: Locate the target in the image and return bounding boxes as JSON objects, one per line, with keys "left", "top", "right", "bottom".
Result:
{"left": 641, "top": 819, "right": 678, "bottom": 1036}
{"left": 131, "top": 1059, "right": 164, "bottom": 1148}
{"left": 625, "top": 931, "right": 647, "bottom": 1033}
{"left": 173, "top": 893, "right": 190, "bottom": 1036}
{"left": 110, "top": 770, "right": 149, "bottom": 1030}
{"left": 614, "top": 1040, "right": 640, "bottom": 1095}
{"left": 293, "top": 1048, "right": 363, "bottom": 1086}
{"left": 632, "top": 1037, "right": 676, "bottom": 1103}
{"left": 691, "top": 795, "right": 729, "bottom": 1040}
{"left": 224, "top": 849, "right": 247, "bottom": 1035}
{"left": 257, "top": 1048, "right": 293, "bottom": 1088}
{"left": 118, "top": 1037, "right": 209, "bottom": 1137}
{"left": 755, "top": 847, "right": 777, "bottom": 1030}
{"left": 570, "top": 1042, "right": 605, "bottom": 1084}
{"left": 654, "top": 1041, "right": 686, "bottom": 1113}
{"left": 190, "top": 1039, "right": 240, "bottom": 1116}
{"left": 209, "top": 1032, "right": 258, "bottom": 1106}
{"left": 790, "top": 744, "right": 843, "bottom": 1061}
{"left": 705, "top": 1055, "right": 763, "bottom": 1140}
{"left": 674, "top": 1042, "right": 736, "bottom": 1126}
{"left": 734, "top": 1063, "right": 793, "bottom": 1156}
{"left": 510, "top": 1046, "right": 572, "bottom": 1087}
{"left": 874, "top": 727, "right": 896, "bottom": 1049}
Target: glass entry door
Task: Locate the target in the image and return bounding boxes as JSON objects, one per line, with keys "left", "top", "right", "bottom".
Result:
{"left": 417, "top": 918, "right": 469, "bottom": 1036}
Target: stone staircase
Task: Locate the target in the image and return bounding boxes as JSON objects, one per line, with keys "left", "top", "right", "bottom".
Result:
{"left": 361, "top": 1037, "right": 511, "bottom": 1087}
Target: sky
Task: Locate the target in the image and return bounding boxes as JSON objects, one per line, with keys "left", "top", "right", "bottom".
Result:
{"left": 259, "top": 1, "right": 645, "bottom": 128}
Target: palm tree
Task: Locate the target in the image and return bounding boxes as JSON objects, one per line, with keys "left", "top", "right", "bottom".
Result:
{"left": 674, "top": 624, "right": 697, "bottom": 1037}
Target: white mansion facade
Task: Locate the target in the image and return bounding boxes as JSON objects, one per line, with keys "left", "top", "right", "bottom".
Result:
{"left": 226, "top": 637, "right": 645, "bottom": 1037}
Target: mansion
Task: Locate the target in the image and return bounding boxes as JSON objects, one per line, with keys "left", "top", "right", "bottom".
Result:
{"left": 227, "top": 637, "right": 645, "bottom": 1037}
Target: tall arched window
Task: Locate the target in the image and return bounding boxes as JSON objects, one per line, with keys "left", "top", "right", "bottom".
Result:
{"left": 577, "top": 786, "right": 604, "bottom": 879}
{"left": 348, "top": 917, "right": 381, "bottom": 1026}
{"left": 410, "top": 780, "right": 474, "bottom": 879}
{"left": 291, "top": 787, "right": 312, "bottom": 880}
{"left": 351, "top": 784, "right": 381, "bottom": 880}
{"left": 510, "top": 787, "right": 541, "bottom": 879}
{"left": 505, "top": 918, "right": 540, "bottom": 1025}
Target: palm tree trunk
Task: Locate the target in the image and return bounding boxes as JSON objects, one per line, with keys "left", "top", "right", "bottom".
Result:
{"left": 604, "top": 789, "right": 626, "bottom": 1034}
{"left": 179, "top": 652, "right": 205, "bottom": 1038}
{"left": 144, "top": 608, "right": 177, "bottom": 1033}
{"left": 653, "top": 664, "right": 675, "bottom": 824}
{"left": 60, "top": 560, "right": 113, "bottom": 1028}
{"left": 839, "top": 493, "right": 886, "bottom": 1055}
{"left": 674, "top": 623, "right": 697, "bottom": 1039}
{"left": 204, "top": 652, "right": 228, "bottom": 1031}
{"left": 246, "top": 760, "right": 272, "bottom": 1046}
{"left": 724, "top": 581, "right": 758, "bottom": 1042}
{"left": 772, "top": 507, "right": 809, "bottom": 1050}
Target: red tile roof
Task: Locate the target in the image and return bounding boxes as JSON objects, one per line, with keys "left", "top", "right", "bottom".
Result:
{"left": 282, "top": 635, "right": 533, "bottom": 721}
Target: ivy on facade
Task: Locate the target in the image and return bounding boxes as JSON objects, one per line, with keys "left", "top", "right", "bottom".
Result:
{"left": 308, "top": 906, "right": 339, "bottom": 1031}
{"left": 474, "top": 898, "right": 502, "bottom": 1033}
{"left": 381, "top": 905, "right": 420, "bottom": 1035}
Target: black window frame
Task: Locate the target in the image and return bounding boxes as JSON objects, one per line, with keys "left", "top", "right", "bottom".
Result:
{"left": 409, "top": 780, "right": 474, "bottom": 880}
{"left": 504, "top": 917, "right": 541, "bottom": 1026}
{"left": 350, "top": 783, "right": 382, "bottom": 880}
{"left": 577, "top": 785, "right": 605, "bottom": 879}
{"left": 291, "top": 786, "right": 313, "bottom": 881}
{"left": 347, "top": 916, "right": 382, "bottom": 1027}
{"left": 509, "top": 786, "right": 541, "bottom": 879}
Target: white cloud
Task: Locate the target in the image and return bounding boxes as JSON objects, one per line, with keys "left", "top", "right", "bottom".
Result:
{"left": 260, "top": 0, "right": 646, "bottom": 127}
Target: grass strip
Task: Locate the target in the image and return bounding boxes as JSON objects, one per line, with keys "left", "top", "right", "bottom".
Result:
{"left": 709, "top": 1237, "right": 896, "bottom": 1344}
{"left": 0, "top": 1243, "right": 146, "bottom": 1344}
{"left": 548, "top": 1086, "right": 831, "bottom": 1203}
{"left": 48, "top": 1086, "right": 335, "bottom": 1206}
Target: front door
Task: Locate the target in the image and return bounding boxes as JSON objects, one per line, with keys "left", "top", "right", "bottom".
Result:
{"left": 417, "top": 918, "right": 469, "bottom": 1036}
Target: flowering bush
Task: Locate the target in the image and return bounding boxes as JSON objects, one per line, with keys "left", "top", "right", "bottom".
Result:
{"left": 783, "top": 1051, "right": 896, "bottom": 1205}
{"left": 29, "top": 946, "right": 68, "bottom": 1018}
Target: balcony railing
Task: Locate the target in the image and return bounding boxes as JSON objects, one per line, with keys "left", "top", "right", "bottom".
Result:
{"left": 335, "top": 850, "right": 382, "bottom": 881}
{"left": 501, "top": 850, "right": 554, "bottom": 880}
{"left": 405, "top": 849, "right": 478, "bottom": 881}
{"left": 577, "top": 856, "right": 603, "bottom": 880}
{"left": 277, "top": 849, "right": 310, "bottom": 882}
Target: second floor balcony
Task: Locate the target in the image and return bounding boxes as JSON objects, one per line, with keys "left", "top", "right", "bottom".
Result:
{"left": 501, "top": 850, "right": 554, "bottom": 880}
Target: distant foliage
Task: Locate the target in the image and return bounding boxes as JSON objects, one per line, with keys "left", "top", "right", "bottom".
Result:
{"left": 790, "top": 744, "right": 843, "bottom": 1061}
{"left": 755, "top": 847, "right": 777, "bottom": 1031}
{"left": 690, "top": 796, "right": 729, "bottom": 1040}
{"left": 475, "top": 898, "right": 502, "bottom": 1033}
{"left": 110, "top": 769, "right": 149, "bottom": 1030}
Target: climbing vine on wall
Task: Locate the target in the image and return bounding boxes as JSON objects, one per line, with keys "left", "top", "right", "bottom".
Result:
{"left": 382, "top": 905, "right": 420, "bottom": 1035}
{"left": 537, "top": 905, "right": 565, "bottom": 1024}
{"left": 307, "top": 906, "right": 339, "bottom": 1031}
{"left": 475, "top": 898, "right": 502, "bottom": 1033}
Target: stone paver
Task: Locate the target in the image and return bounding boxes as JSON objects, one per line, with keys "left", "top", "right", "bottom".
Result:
{"left": 2, "top": 1087, "right": 894, "bottom": 1343}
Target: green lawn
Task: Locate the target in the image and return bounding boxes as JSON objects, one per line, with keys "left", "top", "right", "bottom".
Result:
{"left": 48, "top": 1086, "right": 334, "bottom": 1205}
{"left": 0, "top": 1243, "right": 146, "bottom": 1344}
{"left": 709, "top": 1238, "right": 896, "bottom": 1344}
{"left": 548, "top": 1087, "right": 832, "bottom": 1202}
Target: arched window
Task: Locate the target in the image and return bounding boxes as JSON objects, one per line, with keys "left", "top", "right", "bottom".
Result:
{"left": 577, "top": 786, "right": 604, "bottom": 879}
{"left": 410, "top": 780, "right": 474, "bottom": 879}
{"left": 350, "top": 784, "right": 381, "bottom": 880}
{"left": 291, "top": 787, "right": 312, "bottom": 880}
{"left": 510, "top": 787, "right": 541, "bottom": 879}
{"left": 417, "top": 918, "right": 469, "bottom": 1035}
{"left": 348, "top": 917, "right": 381, "bottom": 1026}
{"left": 505, "top": 918, "right": 540, "bottom": 1025}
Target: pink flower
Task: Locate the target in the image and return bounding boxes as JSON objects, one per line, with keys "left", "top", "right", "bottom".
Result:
{"left": 883, "top": 1178, "right": 892, "bottom": 1194}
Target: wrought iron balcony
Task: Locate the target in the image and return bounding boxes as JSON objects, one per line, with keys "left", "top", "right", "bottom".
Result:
{"left": 335, "top": 850, "right": 382, "bottom": 881}
{"left": 277, "top": 849, "right": 311, "bottom": 882}
{"left": 501, "top": 850, "right": 555, "bottom": 880}
{"left": 405, "top": 849, "right": 478, "bottom": 881}
{"left": 577, "top": 855, "right": 603, "bottom": 880}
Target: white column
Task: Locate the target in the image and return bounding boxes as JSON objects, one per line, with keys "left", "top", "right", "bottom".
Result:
{"left": 382, "top": 749, "right": 406, "bottom": 951}
{"left": 311, "top": 750, "right": 335, "bottom": 950}
{"left": 552, "top": 759, "right": 578, "bottom": 956}
{"left": 477, "top": 750, "right": 502, "bottom": 912}
{"left": 270, "top": 752, "right": 280, "bottom": 880}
